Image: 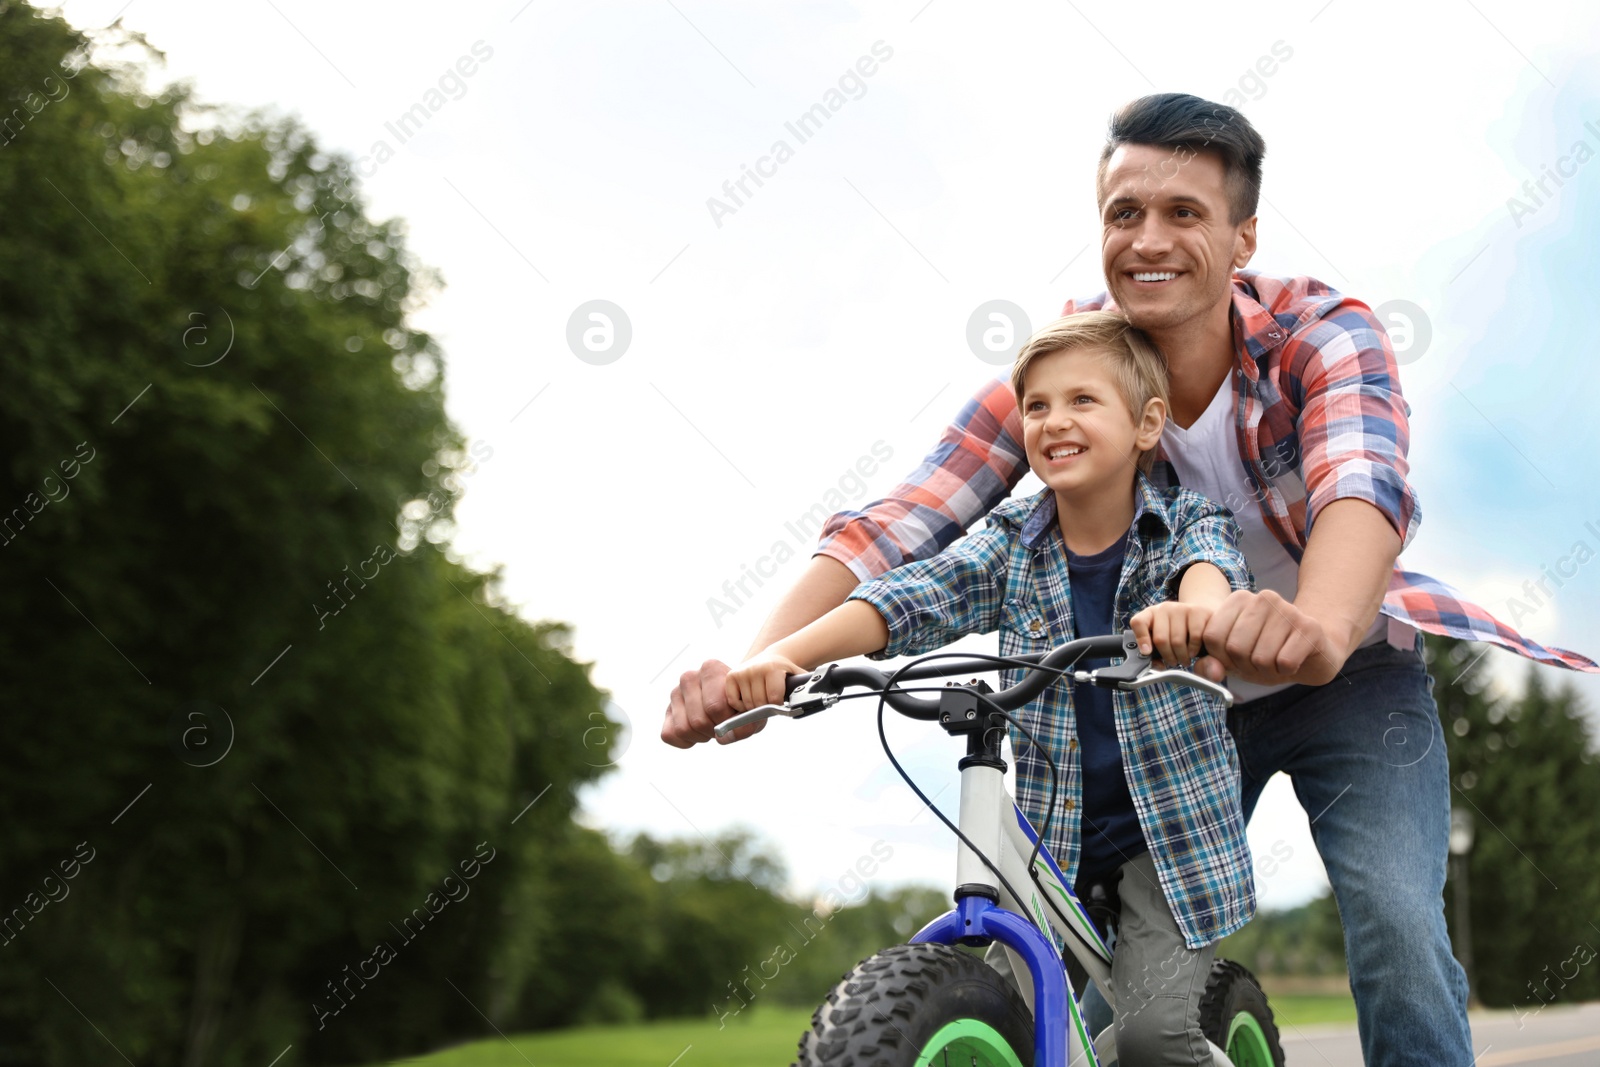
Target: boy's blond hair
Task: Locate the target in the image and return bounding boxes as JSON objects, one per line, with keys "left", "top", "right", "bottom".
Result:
{"left": 1010, "top": 311, "right": 1170, "bottom": 475}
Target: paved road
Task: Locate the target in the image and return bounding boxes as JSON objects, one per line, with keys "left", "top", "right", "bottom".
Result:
{"left": 1278, "top": 1002, "right": 1600, "bottom": 1066}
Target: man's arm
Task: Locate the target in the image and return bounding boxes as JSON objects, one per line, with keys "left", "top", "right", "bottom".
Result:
{"left": 802, "top": 291, "right": 1106, "bottom": 591}
{"left": 663, "top": 374, "right": 1029, "bottom": 749}
{"left": 726, "top": 601, "right": 890, "bottom": 712}
{"left": 730, "top": 521, "right": 1014, "bottom": 716}
{"left": 813, "top": 377, "right": 1030, "bottom": 581}
{"left": 1200, "top": 498, "right": 1400, "bottom": 686}
{"left": 665, "top": 510, "right": 1014, "bottom": 748}
{"left": 1196, "top": 292, "right": 1413, "bottom": 687}
{"left": 661, "top": 555, "right": 873, "bottom": 749}
{"left": 744, "top": 555, "right": 861, "bottom": 657}
{"left": 665, "top": 293, "right": 1122, "bottom": 748}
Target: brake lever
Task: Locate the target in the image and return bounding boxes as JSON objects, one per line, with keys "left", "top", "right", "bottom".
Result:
{"left": 1067, "top": 631, "right": 1234, "bottom": 706}
{"left": 714, "top": 703, "right": 796, "bottom": 738}
{"left": 711, "top": 666, "right": 842, "bottom": 739}
{"left": 1113, "top": 668, "right": 1235, "bottom": 710}
{"left": 1074, "top": 666, "right": 1235, "bottom": 708}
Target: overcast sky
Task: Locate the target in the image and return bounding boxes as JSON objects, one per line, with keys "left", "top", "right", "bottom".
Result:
{"left": 61, "top": 0, "right": 1600, "bottom": 910}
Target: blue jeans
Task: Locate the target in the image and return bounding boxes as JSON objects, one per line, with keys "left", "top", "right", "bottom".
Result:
{"left": 1229, "top": 636, "right": 1472, "bottom": 1065}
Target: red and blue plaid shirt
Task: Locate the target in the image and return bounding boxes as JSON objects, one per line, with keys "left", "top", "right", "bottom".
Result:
{"left": 817, "top": 271, "right": 1599, "bottom": 674}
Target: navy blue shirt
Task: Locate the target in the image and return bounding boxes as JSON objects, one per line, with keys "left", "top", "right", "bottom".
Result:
{"left": 1066, "top": 535, "right": 1147, "bottom": 885}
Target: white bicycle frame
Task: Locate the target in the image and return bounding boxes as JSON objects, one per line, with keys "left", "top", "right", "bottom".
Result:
{"left": 956, "top": 755, "right": 1237, "bottom": 1066}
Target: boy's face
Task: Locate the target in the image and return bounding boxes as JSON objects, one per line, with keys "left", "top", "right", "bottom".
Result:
{"left": 1019, "top": 347, "right": 1164, "bottom": 497}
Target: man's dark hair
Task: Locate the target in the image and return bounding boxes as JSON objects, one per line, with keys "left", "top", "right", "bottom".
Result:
{"left": 1097, "top": 93, "right": 1266, "bottom": 225}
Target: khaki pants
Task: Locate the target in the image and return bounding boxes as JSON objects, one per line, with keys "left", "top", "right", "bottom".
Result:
{"left": 985, "top": 852, "right": 1215, "bottom": 1066}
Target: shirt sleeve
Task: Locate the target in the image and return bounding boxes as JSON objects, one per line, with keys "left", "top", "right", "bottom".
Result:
{"left": 1281, "top": 300, "right": 1422, "bottom": 549}
{"left": 846, "top": 517, "right": 1013, "bottom": 660}
{"left": 1164, "top": 492, "right": 1254, "bottom": 600}
{"left": 814, "top": 376, "right": 1029, "bottom": 581}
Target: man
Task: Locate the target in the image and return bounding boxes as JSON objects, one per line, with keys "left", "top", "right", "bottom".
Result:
{"left": 663, "top": 94, "right": 1597, "bottom": 1065}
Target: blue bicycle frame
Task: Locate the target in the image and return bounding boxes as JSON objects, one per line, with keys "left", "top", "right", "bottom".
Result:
{"left": 908, "top": 704, "right": 1120, "bottom": 1067}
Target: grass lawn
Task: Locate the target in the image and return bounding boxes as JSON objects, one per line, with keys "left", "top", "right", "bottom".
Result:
{"left": 383, "top": 1006, "right": 814, "bottom": 1067}
{"left": 1267, "top": 993, "right": 1359, "bottom": 1028}
{"left": 380, "top": 993, "right": 1357, "bottom": 1065}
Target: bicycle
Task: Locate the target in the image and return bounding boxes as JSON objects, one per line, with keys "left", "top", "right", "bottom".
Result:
{"left": 714, "top": 628, "right": 1285, "bottom": 1067}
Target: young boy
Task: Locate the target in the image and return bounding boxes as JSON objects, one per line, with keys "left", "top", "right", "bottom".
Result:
{"left": 726, "top": 311, "right": 1256, "bottom": 1061}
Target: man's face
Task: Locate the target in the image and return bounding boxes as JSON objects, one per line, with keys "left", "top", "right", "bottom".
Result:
{"left": 1019, "top": 347, "right": 1161, "bottom": 498}
{"left": 1098, "top": 144, "right": 1256, "bottom": 333}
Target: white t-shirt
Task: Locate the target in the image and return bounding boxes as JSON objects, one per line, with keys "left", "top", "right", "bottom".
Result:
{"left": 1160, "top": 372, "right": 1390, "bottom": 703}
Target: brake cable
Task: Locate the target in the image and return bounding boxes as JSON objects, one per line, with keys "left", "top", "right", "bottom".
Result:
{"left": 865, "top": 650, "right": 1111, "bottom": 965}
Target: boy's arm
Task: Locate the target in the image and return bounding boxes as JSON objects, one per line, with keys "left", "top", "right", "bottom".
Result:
{"left": 1164, "top": 495, "right": 1254, "bottom": 599}
{"left": 726, "top": 601, "right": 890, "bottom": 713}
{"left": 744, "top": 556, "right": 862, "bottom": 657}
{"left": 1130, "top": 563, "right": 1231, "bottom": 667}
{"left": 1177, "top": 560, "right": 1232, "bottom": 608}
{"left": 768, "top": 600, "right": 892, "bottom": 668}
{"left": 1131, "top": 496, "right": 1254, "bottom": 666}
{"left": 663, "top": 379, "right": 1026, "bottom": 750}
{"left": 717, "top": 519, "right": 1016, "bottom": 742}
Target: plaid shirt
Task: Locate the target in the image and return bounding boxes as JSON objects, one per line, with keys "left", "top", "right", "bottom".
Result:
{"left": 820, "top": 272, "right": 1599, "bottom": 673}
{"left": 849, "top": 479, "right": 1256, "bottom": 948}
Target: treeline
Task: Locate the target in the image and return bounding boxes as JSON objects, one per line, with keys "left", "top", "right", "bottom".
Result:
{"left": 1219, "top": 636, "right": 1600, "bottom": 1014}
{"left": 562, "top": 831, "right": 946, "bottom": 1028}
{"left": 1216, "top": 893, "right": 1346, "bottom": 981}
{"left": 0, "top": 6, "right": 946, "bottom": 1063}
{"left": 1431, "top": 636, "right": 1600, "bottom": 1010}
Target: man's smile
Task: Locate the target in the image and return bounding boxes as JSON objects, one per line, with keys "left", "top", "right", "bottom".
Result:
{"left": 1126, "top": 268, "right": 1183, "bottom": 286}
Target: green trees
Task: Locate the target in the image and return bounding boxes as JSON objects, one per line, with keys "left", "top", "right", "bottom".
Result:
{"left": 1215, "top": 893, "right": 1347, "bottom": 983}
{"left": 0, "top": 5, "right": 614, "bottom": 1064}
{"left": 0, "top": 7, "right": 945, "bottom": 1063}
{"left": 1217, "top": 637, "right": 1600, "bottom": 1016}
{"left": 1430, "top": 637, "right": 1600, "bottom": 1011}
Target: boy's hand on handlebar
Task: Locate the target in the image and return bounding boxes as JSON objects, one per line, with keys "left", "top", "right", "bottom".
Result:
{"left": 1129, "top": 601, "right": 1212, "bottom": 669}
{"left": 726, "top": 650, "right": 806, "bottom": 718}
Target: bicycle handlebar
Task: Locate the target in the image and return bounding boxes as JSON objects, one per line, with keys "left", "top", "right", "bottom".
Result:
{"left": 713, "top": 630, "right": 1233, "bottom": 739}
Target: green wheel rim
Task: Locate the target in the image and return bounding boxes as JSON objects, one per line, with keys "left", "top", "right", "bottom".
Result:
{"left": 913, "top": 1019, "right": 1027, "bottom": 1067}
{"left": 1225, "top": 1010, "right": 1274, "bottom": 1067}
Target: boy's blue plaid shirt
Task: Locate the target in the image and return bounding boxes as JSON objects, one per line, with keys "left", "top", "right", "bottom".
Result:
{"left": 849, "top": 476, "right": 1257, "bottom": 948}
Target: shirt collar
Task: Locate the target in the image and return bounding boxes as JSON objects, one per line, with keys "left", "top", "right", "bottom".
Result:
{"left": 1014, "top": 474, "right": 1174, "bottom": 551}
{"left": 1226, "top": 273, "right": 1291, "bottom": 375}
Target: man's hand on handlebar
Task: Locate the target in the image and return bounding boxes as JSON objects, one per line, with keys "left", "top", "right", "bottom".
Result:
{"left": 1198, "top": 589, "right": 1342, "bottom": 687}
{"left": 726, "top": 650, "right": 807, "bottom": 715}
{"left": 662, "top": 659, "right": 758, "bottom": 748}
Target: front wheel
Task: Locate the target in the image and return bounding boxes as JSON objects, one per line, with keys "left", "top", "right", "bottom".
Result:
{"left": 794, "top": 942, "right": 1034, "bottom": 1067}
{"left": 1198, "top": 959, "right": 1286, "bottom": 1067}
